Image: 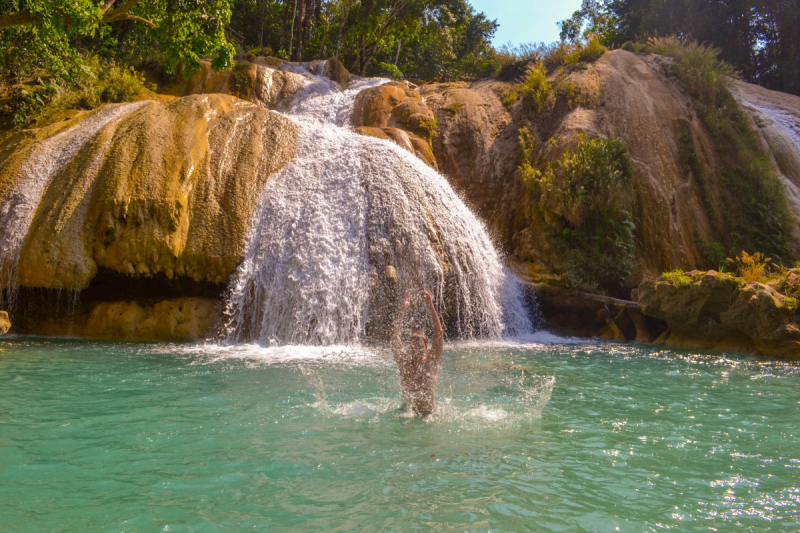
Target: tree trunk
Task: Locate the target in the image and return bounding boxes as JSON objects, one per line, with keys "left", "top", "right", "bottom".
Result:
{"left": 280, "top": 0, "right": 290, "bottom": 51}
{"left": 294, "top": 0, "right": 306, "bottom": 60}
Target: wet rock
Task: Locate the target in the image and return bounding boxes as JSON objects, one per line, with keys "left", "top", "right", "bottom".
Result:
{"left": 0, "top": 310, "right": 10, "bottom": 335}
{"left": 639, "top": 271, "right": 800, "bottom": 359}
{"left": 6, "top": 94, "right": 297, "bottom": 291}
{"left": 352, "top": 82, "right": 438, "bottom": 168}
{"left": 82, "top": 297, "right": 218, "bottom": 341}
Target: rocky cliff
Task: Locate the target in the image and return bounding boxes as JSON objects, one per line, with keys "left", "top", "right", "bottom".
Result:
{"left": 3, "top": 51, "right": 800, "bottom": 353}
{"left": 0, "top": 93, "right": 296, "bottom": 339}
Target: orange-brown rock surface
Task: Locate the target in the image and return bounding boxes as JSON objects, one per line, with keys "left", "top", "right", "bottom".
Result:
{"left": 82, "top": 297, "right": 219, "bottom": 341}
{"left": 638, "top": 270, "right": 800, "bottom": 359}
{"left": 351, "top": 82, "right": 439, "bottom": 169}
{"left": 5, "top": 94, "right": 296, "bottom": 290}
{"left": 0, "top": 310, "right": 10, "bottom": 335}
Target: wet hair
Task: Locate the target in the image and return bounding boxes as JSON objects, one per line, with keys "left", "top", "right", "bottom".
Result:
{"left": 411, "top": 330, "right": 426, "bottom": 341}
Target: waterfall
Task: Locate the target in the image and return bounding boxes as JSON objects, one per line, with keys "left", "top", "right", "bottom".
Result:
{"left": 0, "top": 102, "right": 147, "bottom": 306}
{"left": 223, "top": 68, "right": 532, "bottom": 345}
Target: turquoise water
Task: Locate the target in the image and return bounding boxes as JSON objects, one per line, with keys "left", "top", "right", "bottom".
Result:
{"left": 0, "top": 335, "right": 798, "bottom": 532}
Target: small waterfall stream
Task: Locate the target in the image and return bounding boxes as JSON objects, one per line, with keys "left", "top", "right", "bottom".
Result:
{"left": 223, "top": 66, "right": 531, "bottom": 345}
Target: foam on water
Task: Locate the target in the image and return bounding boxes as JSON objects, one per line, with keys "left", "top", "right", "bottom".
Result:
{"left": 223, "top": 67, "right": 532, "bottom": 345}
{"left": 0, "top": 101, "right": 147, "bottom": 305}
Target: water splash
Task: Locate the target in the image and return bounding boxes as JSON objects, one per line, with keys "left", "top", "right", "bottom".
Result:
{"left": 0, "top": 102, "right": 147, "bottom": 306}
{"left": 223, "top": 68, "right": 532, "bottom": 345}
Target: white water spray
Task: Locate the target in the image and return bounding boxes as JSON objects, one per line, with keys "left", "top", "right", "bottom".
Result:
{"left": 224, "top": 68, "right": 532, "bottom": 345}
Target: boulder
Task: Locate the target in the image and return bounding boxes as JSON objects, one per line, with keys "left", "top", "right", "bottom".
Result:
{"left": 149, "top": 59, "right": 306, "bottom": 111}
{"left": 82, "top": 297, "right": 218, "bottom": 341}
{"left": 0, "top": 310, "right": 10, "bottom": 335}
{"left": 638, "top": 271, "right": 800, "bottom": 359}
{"left": 352, "top": 82, "right": 438, "bottom": 168}
{"left": 320, "top": 57, "right": 350, "bottom": 85}
{"left": 6, "top": 94, "right": 297, "bottom": 290}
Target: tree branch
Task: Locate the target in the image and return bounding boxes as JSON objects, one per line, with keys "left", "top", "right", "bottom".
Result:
{"left": 104, "top": 0, "right": 143, "bottom": 21}
{"left": 0, "top": 10, "right": 35, "bottom": 30}
{"left": 111, "top": 14, "right": 155, "bottom": 27}
{"left": 103, "top": 0, "right": 117, "bottom": 13}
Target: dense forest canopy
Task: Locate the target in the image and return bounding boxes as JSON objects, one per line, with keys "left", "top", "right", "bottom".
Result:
{"left": 1, "top": 0, "right": 799, "bottom": 126}
{"left": 229, "top": 0, "right": 500, "bottom": 79}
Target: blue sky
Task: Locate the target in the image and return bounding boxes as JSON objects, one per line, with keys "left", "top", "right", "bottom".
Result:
{"left": 469, "top": 0, "right": 583, "bottom": 46}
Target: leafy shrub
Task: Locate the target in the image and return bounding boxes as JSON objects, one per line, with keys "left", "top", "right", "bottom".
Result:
{"left": 519, "top": 62, "right": 551, "bottom": 114}
{"left": 578, "top": 35, "right": 608, "bottom": 62}
{"left": 726, "top": 251, "right": 772, "bottom": 282}
{"left": 648, "top": 37, "right": 788, "bottom": 261}
{"left": 520, "top": 133, "right": 636, "bottom": 294}
{"left": 644, "top": 37, "right": 735, "bottom": 108}
{"left": 2, "top": 55, "right": 150, "bottom": 127}
{"left": 368, "top": 61, "right": 404, "bottom": 80}
{"left": 662, "top": 268, "right": 693, "bottom": 286}
{"left": 697, "top": 237, "right": 726, "bottom": 269}
{"left": 503, "top": 87, "right": 518, "bottom": 108}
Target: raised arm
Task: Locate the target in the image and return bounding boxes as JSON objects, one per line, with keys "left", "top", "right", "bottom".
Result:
{"left": 422, "top": 289, "right": 443, "bottom": 360}
{"left": 391, "top": 292, "right": 410, "bottom": 362}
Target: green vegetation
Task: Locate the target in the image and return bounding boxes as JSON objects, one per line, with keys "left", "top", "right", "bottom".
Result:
{"left": 561, "top": 0, "right": 800, "bottom": 97}
{"left": 661, "top": 268, "right": 693, "bottom": 287}
{"left": 519, "top": 132, "right": 636, "bottom": 295}
{"left": 0, "top": 0, "right": 235, "bottom": 128}
{"left": 726, "top": 251, "right": 773, "bottom": 283}
{"left": 644, "top": 37, "right": 733, "bottom": 107}
{"left": 518, "top": 62, "right": 551, "bottom": 114}
{"left": 645, "top": 37, "right": 789, "bottom": 262}
{"left": 497, "top": 35, "right": 607, "bottom": 75}
{"left": 2, "top": 56, "right": 153, "bottom": 127}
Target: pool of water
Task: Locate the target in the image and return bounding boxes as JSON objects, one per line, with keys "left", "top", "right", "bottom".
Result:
{"left": 0, "top": 335, "right": 798, "bottom": 532}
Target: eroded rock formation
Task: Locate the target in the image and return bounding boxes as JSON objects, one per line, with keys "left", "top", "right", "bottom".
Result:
{"left": 639, "top": 271, "right": 800, "bottom": 359}
{"left": 1, "top": 94, "right": 297, "bottom": 340}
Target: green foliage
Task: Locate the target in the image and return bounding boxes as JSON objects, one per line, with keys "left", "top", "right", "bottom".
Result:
{"left": 650, "top": 38, "right": 789, "bottom": 261}
{"left": 519, "top": 62, "right": 551, "bottom": 114}
{"left": 0, "top": 0, "right": 236, "bottom": 81}
{"left": 661, "top": 268, "right": 693, "bottom": 287}
{"left": 367, "top": 61, "right": 404, "bottom": 80}
{"left": 520, "top": 133, "right": 636, "bottom": 294}
{"left": 602, "top": 0, "right": 800, "bottom": 97}
{"left": 1, "top": 55, "right": 150, "bottom": 127}
{"left": 502, "top": 87, "right": 518, "bottom": 108}
{"left": 696, "top": 237, "right": 726, "bottom": 270}
{"left": 559, "top": 0, "right": 621, "bottom": 45}
{"left": 644, "top": 37, "right": 734, "bottom": 107}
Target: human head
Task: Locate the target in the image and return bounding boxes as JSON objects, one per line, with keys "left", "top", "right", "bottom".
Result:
{"left": 408, "top": 330, "right": 428, "bottom": 357}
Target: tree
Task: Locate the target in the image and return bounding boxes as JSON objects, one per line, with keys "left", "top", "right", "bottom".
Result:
{"left": 0, "top": 0, "right": 236, "bottom": 75}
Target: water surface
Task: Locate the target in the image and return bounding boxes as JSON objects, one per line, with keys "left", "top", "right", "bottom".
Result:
{"left": 0, "top": 336, "right": 797, "bottom": 531}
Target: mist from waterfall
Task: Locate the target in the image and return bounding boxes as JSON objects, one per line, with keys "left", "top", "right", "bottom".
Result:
{"left": 223, "top": 65, "right": 532, "bottom": 345}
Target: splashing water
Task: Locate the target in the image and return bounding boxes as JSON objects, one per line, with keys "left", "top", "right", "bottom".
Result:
{"left": 223, "top": 68, "right": 532, "bottom": 345}
{"left": 0, "top": 102, "right": 147, "bottom": 305}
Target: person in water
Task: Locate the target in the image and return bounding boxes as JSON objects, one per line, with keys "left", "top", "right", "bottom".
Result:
{"left": 391, "top": 288, "right": 444, "bottom": 415}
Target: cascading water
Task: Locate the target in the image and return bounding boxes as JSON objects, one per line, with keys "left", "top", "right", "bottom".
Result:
{"left": 224, "top": 66, "right": 532, "bottom": 345}
{"left": 0, "top": 102, "right": 147, "bottom": 306}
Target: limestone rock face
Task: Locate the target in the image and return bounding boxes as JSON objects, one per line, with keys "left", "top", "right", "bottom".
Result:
{"left": 309, "top": 57, "right": 351, "bottom": 85}
{"left": 82, "top": 297, "right": 218, "bottom": 341}
{"left": 0, "top": 310, "right": 10, "bottom": 335}
{"left": 639, "top": 271, "right": 800, "bottom": 359}
{"left": 414, "top": 51, "right": 799, "bottom": 287}
{"left": 418, "top": 80, "right": 519, "bottom": 242}
{"left": 352, "top": 82, "right": 438, "bottom": 169}
{"left": 738, "top": 81, "right": 800, "bottom": 250}
{"left": 156, "top": 59, "right": 307, "bottom": 111}
{"left": 1, "top": 94, "right": 297, "bottom": 291}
